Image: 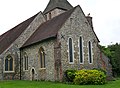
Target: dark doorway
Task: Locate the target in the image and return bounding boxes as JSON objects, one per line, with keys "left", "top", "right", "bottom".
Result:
{"left": 32, "top": 69, "right": 35, "bottom": 81}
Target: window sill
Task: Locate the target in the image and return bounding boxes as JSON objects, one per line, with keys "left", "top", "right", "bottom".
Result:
{"left": 69, "top": 62, "right": 74, "bottom": 64}
{"left": 89, "top": 63, "right": 93, "bottom": 64}
{"left": 4, "top": 71, "right": 15, "bottom": 73}
{"left": 80, "top": 63, "right": 84, "bottom": 64}
{"left": 39, "top": 68, "right": 46, "bottom": 70}
{"left": 24, "top": 70, "right": 29, "bottom": 72}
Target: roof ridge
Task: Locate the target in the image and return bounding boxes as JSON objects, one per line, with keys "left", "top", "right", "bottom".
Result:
{"left": 22, "top": 7, "right": 76, "bottom": 48}
{"left": 0, "top": 13, "right": 38, "bottom": 54}
{"left": 0, "top": 13, "right": 39, "bottom": 42}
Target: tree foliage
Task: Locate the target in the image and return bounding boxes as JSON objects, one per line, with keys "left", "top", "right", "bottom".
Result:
{"left": 100, "top": 43, "right": 120, "bottom": 77}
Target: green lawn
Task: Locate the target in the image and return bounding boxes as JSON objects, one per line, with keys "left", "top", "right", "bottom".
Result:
{"left": 0, "top": 79, "right": 120, "bottom": 88}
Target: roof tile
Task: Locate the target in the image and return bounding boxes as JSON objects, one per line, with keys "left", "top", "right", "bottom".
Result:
{"left": 0, "top": 14, "right": 38, "bottom": 54}
{"left": 22, "top": 7, "right": 75, "bottom": 48}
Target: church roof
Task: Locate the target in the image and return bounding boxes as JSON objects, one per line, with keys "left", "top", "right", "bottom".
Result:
{"left": 43, "top": 0, "right": 73, "bottom": 14}
{"left": 0, "top": 14, "right": 38, "bottom": 54}
{"left": 22, "top": 7, "right": 76, "bottom": 48}
{"left": 0, "top": 5, "right": 100, "bottom": 54}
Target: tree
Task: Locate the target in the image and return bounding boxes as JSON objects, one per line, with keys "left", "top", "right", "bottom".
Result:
{"left": 100, "top": 43, "right": 120, "bottom": 77}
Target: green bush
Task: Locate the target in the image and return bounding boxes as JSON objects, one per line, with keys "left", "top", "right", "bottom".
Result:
{"left": 64, "top": 70, "right": 76, "bottom": 82}
{"left": 74, "top": 69, "right": 106, "bottom": 85}
{"left": 93, "top": 68, "right": 107, "bottom": 75}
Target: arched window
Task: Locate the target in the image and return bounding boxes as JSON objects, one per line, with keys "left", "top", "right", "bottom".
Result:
{"left": 79, "top": 37, "right": 84, "bottom": 64}
{"left": 88, "top": 41, "right": 93, "bottom": 64}
{"left": 39, "top": 47, "right": 45, "bottom": 68}
{"left": 5, "top": 55, "right": 14, "bottom": 71}
{"left": 68, "top": 38, "right": 74, "bottom": 63}
{"left": 23, "top": 52, "right": 28, "bottom": 71}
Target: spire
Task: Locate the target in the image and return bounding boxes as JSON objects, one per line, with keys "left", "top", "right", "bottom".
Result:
{"left": 43, "top": 0, "right": 73, "bottom": 14}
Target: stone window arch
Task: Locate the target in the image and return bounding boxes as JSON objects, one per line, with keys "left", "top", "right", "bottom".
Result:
{"left": 39, "top": 47, "right": 45, "bottom": 68}
{"left": 88, "top": 41, "right": 93, "bottom": 64}
{"left": 68, "top": 38, "right": 74, "bottom": 63}
{"left": 5, "top": 55, "right": 14, "bottom": 72}
{"left": 79, "top": 36, "right": 84, "bottom": 64}
{"left": 23, "top": 52, "right": 28, "bottom": 71}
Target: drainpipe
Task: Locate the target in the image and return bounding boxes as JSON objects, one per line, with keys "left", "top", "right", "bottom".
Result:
{"left": 2, "top": 56, "right": 4, "bottom": 80}
{"left": 20, "top": 49, "right": 22, "bottom": 80}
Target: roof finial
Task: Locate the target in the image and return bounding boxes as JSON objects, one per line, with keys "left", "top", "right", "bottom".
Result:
{"left": 87, "top": 13, "right": 90, "bottom": 16}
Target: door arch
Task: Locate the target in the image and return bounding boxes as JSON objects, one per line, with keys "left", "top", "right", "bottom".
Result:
{"left": 30, "top": 67, "right": 37, "bottom": 81}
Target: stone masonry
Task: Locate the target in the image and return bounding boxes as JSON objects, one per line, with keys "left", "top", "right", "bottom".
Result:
{"left": 0, "top": 12, "right": 45, "bottom": 80}
{"left": 21, "top": 39, "right": 55, "bottom": 81}
{"left": 58, "top": 6, "right": 100, "bottom": 77}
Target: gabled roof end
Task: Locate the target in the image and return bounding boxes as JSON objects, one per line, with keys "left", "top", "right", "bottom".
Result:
{"left": 43, "top": 0, "right": 73, "bottom": 14}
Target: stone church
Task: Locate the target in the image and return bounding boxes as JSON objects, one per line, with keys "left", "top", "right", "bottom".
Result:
{"left": 0, "top": 0, "right": 112, "bottom": 81}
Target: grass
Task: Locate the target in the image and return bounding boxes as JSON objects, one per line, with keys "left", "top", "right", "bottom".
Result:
{"left": 0, "top": 79, "right": 120, "bottom": 88}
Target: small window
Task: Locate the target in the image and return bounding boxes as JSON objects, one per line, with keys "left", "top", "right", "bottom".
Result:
{"left": 49, "top": 12, "right": 51, "bottom": 19}
{"left": 68, "top": 38, "right": 74, "bottom": 63}
{"left": 88, "top": 41, "right": 93, "bottom": 64}
{"left": 45, "top": 14, "right": 47, "bottom": 20}
{"left": 39, "top": 47, "right": 45, "bottom": 68}
{"left": 23, "top": 52, "right": 28, "bottom": 71}
{"left": 5, "top": 55, "right": 14, "bottom": 71}
{"left": 79, "top": 37, "right": 84, "bottom": 64}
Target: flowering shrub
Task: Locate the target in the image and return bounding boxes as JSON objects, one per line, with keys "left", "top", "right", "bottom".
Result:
{"left": 74, "top": 69, "right": 106, "bottom": 85}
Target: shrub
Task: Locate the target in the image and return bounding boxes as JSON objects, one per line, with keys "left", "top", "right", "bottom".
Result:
{"left": 64, "top": 70, "right": 76, "bottom": 82}
{"left": 93, "top": 68, "right": 107, "bottom": 75}
{"left": 74, "top": 69, "right": 106, "bottom": 85}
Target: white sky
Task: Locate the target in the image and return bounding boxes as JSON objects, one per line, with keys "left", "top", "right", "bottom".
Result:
{"left": 0, "top": 0, "right": 120, "bottom": 46}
